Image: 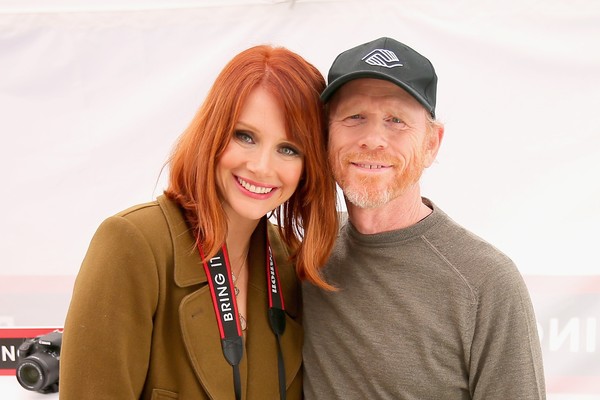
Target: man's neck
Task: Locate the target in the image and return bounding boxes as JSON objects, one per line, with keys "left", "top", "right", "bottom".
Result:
{"left": 346, "top": 188, "right": 432, "bottom": 235}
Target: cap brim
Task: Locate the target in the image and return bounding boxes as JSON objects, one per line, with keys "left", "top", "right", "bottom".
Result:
{"left": 321, "top": 71, "right": 434, "bottom": 117}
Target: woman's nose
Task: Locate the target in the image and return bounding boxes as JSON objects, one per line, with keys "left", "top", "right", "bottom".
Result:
{"left": 246, "top": 148, "right": 273, "bottom": 175}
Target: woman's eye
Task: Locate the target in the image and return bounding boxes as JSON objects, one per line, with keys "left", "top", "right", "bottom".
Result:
{"left": 348, "top": 114, "right": 362, "bottom": 120}
{"left": 234, "top": 130, "right": 254, "bottom": 143}
{"left": 279, "top": 145, "right": 300, "bottom": 157}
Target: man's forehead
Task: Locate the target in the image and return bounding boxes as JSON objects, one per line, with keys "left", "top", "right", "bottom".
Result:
{"left": 333, "top": 78, "right": 423, "bottom": 108}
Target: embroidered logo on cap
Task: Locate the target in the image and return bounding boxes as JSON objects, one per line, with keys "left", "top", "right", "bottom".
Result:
{"left": 362, "top": 49, "right": 403, "bottom": 68}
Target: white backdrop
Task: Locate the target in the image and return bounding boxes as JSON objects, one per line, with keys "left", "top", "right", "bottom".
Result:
{"left": 1, "top": 0, "right": 599, "bottom": 398}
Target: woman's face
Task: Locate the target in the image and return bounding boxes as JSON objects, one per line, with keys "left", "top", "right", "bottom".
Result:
{"left": 216, "top": 86, "right": 304, "bottom": 224}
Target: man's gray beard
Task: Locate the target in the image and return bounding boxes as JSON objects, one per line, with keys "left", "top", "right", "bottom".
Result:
{"left": 341, "top": 182, "right": 394, "bottom": 209}
{"left": 330, "top": 146, "right": 427, "bottom": 210}
{"left": 336, "top": 164, "right": 425, "bottom": 209}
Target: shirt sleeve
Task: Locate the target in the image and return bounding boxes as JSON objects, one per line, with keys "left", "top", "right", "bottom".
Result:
{"left": 59, "top": 215, "right": 160, "bottom": 399}
{"left": 469, "top": 260, "right": 546, "bottom": 400}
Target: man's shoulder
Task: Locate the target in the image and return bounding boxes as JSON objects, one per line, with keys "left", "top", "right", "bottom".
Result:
{"left": 425, "top": 202, "right": 519, "bottom": 283}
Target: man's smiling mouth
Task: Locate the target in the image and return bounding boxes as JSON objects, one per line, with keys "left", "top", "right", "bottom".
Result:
{"left": 352, "top": 162, "right": 391, "bottom": 170}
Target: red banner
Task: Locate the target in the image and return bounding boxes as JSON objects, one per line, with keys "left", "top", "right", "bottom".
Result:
{"left": 524, "top": 275, "right": 600, "bottom": 394}
{"left": 0, "top": 328, "right": 62, "bottom": 376}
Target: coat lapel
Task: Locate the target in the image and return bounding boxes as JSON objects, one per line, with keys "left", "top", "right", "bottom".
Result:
{"left": 159, "top": 196, "right": 302, "bottom": 399}
{"left": 179, "top": 286, "right": 247, "bottom": 399}
{"left": 245, "top": 221, "right": 303, "bottom": 399}
{"left": 160, "top": 196, "right": 243, "bottom": 399}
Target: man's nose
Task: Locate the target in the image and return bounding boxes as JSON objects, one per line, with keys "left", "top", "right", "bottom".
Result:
{"left": 358, "top": 121, "right": 388, "bottom": 150}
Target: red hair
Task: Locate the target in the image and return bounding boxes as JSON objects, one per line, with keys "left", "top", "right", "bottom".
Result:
{"left": 165, "top": 45, "right": 338, "bottom": 290}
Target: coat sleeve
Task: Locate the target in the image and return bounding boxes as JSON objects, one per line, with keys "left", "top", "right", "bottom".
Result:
{"left": 469, "top": 260, "right": 546, "bottom": 400}
{"left": 59, "top": 215, "right": 160, "bottom": 399}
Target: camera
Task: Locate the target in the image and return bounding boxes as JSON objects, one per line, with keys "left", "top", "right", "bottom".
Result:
{"left": 15, "top": 331, "right": 61, "bottom": 393}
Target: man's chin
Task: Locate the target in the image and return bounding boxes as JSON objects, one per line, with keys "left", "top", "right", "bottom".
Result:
{"left": 343, "top": 187, "right": 392, "bottom": 209}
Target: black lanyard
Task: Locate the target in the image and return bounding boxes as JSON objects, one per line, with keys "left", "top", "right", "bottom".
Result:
{"left": 199, "top": 235, "right": 287, "bottom": 400}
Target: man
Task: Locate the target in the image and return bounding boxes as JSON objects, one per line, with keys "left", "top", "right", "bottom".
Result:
{"left": 303, "top": 37, "right": 546, "bottom": 399}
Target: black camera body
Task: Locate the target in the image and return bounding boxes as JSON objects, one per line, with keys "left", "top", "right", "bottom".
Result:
{"left": 15, "top": 331, "right": 62, "bottom": 393}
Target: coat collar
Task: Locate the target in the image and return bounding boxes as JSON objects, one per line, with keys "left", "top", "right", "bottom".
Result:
{"left": 157, "top": 195, "right": 302, "bottom": 398}
{"left": 158, "top": 195, "right": 207, "bottom": 287}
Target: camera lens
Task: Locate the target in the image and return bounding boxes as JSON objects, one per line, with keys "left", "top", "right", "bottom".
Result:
{"left": 16, "top": 353, "right": 59, "bottom": 392}
{"left": 17, "top": 363, "right": 42, "bottom": 387}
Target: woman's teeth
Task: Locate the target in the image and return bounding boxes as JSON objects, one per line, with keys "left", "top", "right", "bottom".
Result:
{"left": 238, "top": 177, "right": 274, "bottom": 194}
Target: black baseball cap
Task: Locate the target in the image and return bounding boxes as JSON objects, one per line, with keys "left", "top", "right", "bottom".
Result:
{"left": 321, "top": 37, "right": 438, "bottom": 117}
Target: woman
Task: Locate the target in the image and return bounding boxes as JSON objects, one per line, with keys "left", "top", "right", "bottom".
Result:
{"left": 59, "top": 45, "right": 338, "bottom": 399}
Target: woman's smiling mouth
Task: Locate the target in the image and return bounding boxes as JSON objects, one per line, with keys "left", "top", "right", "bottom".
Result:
{"left": 236, "top": 176, "right": 275, "bottom": 194}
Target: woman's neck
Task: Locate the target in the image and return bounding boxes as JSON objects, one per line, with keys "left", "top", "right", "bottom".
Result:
{"left": 224, "top": 214, "right": 261, "bottom": 271}
{"left": 224, "top": 216, "right": 258, "bottom": 333}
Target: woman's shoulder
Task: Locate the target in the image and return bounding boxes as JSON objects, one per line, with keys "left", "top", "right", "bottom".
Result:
{"left": 108, "top": 194, "right": 183, "bottom": 229}
{"left": 94, "top": 195, "right": 188, "bottom": 247}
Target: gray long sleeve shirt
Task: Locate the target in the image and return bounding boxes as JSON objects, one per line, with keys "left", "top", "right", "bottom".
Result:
{"left": 303, "top": 199, "right": 546, "bottom": 400}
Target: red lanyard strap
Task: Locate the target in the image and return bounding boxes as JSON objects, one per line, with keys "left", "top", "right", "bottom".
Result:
{"left": 266, "top": 239, "right": 286, "bottom": 400}
{"left": 199, "top": 236, "right": 287, "bottom": 400}
{"left": 266, "top": 239, "right": 285, "bottom": 331}
{"left": 200, "top": 246, "right": 243, "bottom": 400}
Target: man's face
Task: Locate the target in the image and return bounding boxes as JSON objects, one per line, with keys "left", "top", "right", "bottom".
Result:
{"left": 327, "top": 78, "right": 439, "bottom": 209}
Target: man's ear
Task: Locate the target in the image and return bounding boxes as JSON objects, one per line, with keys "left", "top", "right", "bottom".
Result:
{"left": 424, "top": 123, "right": 444, "bottom": 168}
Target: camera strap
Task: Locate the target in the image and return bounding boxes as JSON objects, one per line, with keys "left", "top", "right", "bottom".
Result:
{"left": 199, "top": 234, "right": 286, "bottom": 400}
{"left": 266, "top": 238, "right": 287, "bottom": 400}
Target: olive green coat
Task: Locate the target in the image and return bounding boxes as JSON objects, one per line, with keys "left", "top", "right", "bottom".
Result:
{"left": 60, "top": 195, "right": 303, "bottom": 399}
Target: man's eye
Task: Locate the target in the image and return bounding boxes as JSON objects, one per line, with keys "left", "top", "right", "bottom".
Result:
{"left": 340, "top": 114, "right": 364, "bottom": 126}
{"left": 234, "top": 130, "right": 254, "bottom": 143}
